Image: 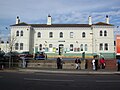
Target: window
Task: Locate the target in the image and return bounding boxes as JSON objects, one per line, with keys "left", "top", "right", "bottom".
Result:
{"left": 70, "top": 32, "right": 73, "bottom": 38}
{"left": 100, "top": 30, "right": 102, "bottom": 36}
{"left": 38, "top": 32, "right": 41, "bottom": 38}
{"left": 21, "top": 31, "right": 23, "bottom": 36}
{"left": 49, "top": 44, "right": 52, "bottom": 48}
{"left": 16, "top": 31, "right": 19, "bottom": 36}
{"left": 15, "top": 43, "right": 19, "bottom": 50}
{"left": 20, "top": 43, "right": 23, "bottom": 50}
{"left": 70, "top": 44, "right": 73, "bottom": 51}
{"left": 105, "top": 43, "right": 108, "bottom": 50}
{"left": 60, "top": 32, "right": 63, "bottom": 38}
{"left": 49, "top": 32, "right": 53, "bottom": 38}
{"left": 99, "top": 43, "right": 103, "bottom": 50}
{"left": 104, "top": 30, "right": 107, "bottom": 36}
{"left": 80, "top": 44, "right": 83, "bottom": 51}
{"left": 39, "top": 44, "right": 42, "bottom": 50}
{"left": 85, "top": 44, "right": 87, "bottom": 51}
{"left": 82, "top": 32, "right": 86, "bottom": 38}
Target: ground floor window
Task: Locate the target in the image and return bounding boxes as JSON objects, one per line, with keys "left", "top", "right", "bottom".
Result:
{"left": 20, "top": 43, "right": 23, "bottom": 50}
{"left": 15, "top": 43, "right": 19, "bottom": 50}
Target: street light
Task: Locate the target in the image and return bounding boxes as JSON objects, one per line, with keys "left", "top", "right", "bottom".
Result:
{"left": 6, "top": 27, "right": 11, "bottom": 68}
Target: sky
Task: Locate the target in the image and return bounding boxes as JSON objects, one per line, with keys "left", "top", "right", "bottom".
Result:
{"left": 0, "top": 0, "right": 120, "bottom": 41}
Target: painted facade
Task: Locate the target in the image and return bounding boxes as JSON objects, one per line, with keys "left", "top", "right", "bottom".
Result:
{"left": 10, "top": 15, "right": 115, "bottom": 58}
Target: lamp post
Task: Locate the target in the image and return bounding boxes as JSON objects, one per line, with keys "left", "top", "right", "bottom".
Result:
{"left": 6, "top": 27, "right": 11, "bottom": 68}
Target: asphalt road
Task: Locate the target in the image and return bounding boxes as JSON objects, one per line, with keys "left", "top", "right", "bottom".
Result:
{"left": 0, "top": 71, "right": 120, "bottom": 90}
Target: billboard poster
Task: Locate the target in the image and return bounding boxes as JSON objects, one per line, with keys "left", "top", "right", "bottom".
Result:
{"left": 116, "top": 35, "right": 120, "bottom": 55}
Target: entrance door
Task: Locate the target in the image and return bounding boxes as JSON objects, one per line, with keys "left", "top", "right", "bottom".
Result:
{"left": 59, "top": 44, "right": 64, "bottom": 55}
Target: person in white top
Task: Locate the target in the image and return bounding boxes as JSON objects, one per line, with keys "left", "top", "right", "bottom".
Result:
{"left": 92, "top": 56, "right": 95, "bottom": 70}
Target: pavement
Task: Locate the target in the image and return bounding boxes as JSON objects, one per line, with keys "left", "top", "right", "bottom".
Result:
{"left": 1, "top": 68, "right": 120, "bottom": 75}
{"left": 18, "top": 68, "right": 120, "bottom": 75}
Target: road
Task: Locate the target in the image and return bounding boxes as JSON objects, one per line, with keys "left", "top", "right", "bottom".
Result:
{"left": 0, "top": 71, "right": 120, "bottom": 90}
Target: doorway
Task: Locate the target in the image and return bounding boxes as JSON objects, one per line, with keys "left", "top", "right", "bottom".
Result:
{"left": 59, "top": 44, "right": 64, "bottom": 55}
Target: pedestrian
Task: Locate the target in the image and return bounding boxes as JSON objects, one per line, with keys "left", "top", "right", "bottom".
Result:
{"left": 100, "top": 58, "right": 105, "bottom": 69}
{"left": 117, "top": 58, "right": 120, "bottom": 71}
{"left": 92, "top": 56, "right": 95, "bottom": 70}
{"left": 75, "top": 57, "right": 81, "bottom": 69}
{"left": 57, "top": 56, "right": 62, "bottom": 69}
{"left": 95, "top": 55, "right": 99, "bottom": 71}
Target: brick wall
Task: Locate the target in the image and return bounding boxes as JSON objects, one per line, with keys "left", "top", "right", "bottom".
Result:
{"left": 25, "top": 59, "right": 117, "bottom": 70}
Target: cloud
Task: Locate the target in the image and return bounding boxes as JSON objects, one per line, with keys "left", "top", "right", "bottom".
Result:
{"left": 0, "top": 0, "right": 120, "bottom": 41}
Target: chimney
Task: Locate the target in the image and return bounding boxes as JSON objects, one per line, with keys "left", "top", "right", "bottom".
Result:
{"left": 47, "top": 14, "right": 52, "bottom": 25}
{"left": 106, "top": 15, "right": 109, "bottom": 24}
{"left": 16, "top": 16, "right": 20, "bottom": 24}
{"left": 88, "top": 16, "right": 92, "bottom": 25}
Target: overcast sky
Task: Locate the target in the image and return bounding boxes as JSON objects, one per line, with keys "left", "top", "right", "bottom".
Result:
{"left": 0, "top": 0, "right": 120, "bottom": 40}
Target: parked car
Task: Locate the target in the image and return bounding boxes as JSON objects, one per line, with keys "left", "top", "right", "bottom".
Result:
{"left": 0, "top": 50, "right": 5, "bottom": 58}
{"left": 35, "top": 52, "right": 47, "bottom": 60}
{"left": 4, "top": 51, "right": 20, "bottom": 60}
{"left": 19, "top": 51, "right": 33, "bottom": 60}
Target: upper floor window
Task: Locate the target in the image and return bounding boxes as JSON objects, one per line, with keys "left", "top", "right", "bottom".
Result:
{"left": 82, "top": 32, "right": 85, "bottom": 38}
{"left": 20, "top": 43, "right": 23, "bottom": 50}
{"left": 39, "top": 44, "right": 42, "bottom": 50}
{"left": 38, "top": 32, "right": 41, "bottom": 38}
{"left": 15, "top": 43, "right": 19, "bottom": 50}
{"left": 104, "top": 43, "right": 108, "bottom": 50}
{"left": 70, "top": 32, "right": 74, "bottom": 38}
{"left": 104, "top": 30, "right": 107, "bottom": 36}
{"left": 21, "top": 31, "right": 23, "bottom": 36}
{"left": 49, "top": 32, "right": 53, "bottom": 38}
{"left": 100, "top": 30, "right": 102, "bottom": 36}
{"left": 99, "top": 43, "right": 103, "bottom": 50}
{"left": 60, "top": 32, "right": 63, "bottom": 38}
{"left": 16, "top": 31, "right": 19, "bottom": 36}
{"left": 70, "top": 44, "right": 73, "bottom": 51}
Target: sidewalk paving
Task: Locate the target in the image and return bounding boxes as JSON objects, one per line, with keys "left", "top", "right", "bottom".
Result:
{"left": 18, "top": 68, "right": 120, "bottom": 75}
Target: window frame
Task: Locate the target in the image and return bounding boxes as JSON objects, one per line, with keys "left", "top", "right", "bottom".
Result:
{"left": 15, "top": 43, "right": 19, "bottom": 50}
{"left": 20, "top": 31, "right": 23, "bottom": 36}
{"left": 70, "top": 32, "right": 74, "bottom": 38}
{"left": 100, "top": 30, "right": 102, "bottom": 36}
{"left": 20, "top": 43, "right": 23, "bottom": 50}
{"left": 104, "top": 43, "right": 108, "bottom": 50}
{"left": 49, "top": 32, "right": 53, "bottom": 38}
{"left": 82, "top": 32, "right": 86, "bottom": 38}
{"left": 60, "top": 32, "right": 63, "bottom": 38}
{"left": 104, "top": 30, "right": 107, "bottom": 36}
{"left": 99, "top": 43, "right": 103, "bottom": 50}
{"left": 16, "top": 31, "right": 19, "bottom": 36}
{"left": 37, "top": 32, "right": 41, "bottom": 38}
{"left": 70, "top": 44, "right": 73, "bottom": 51}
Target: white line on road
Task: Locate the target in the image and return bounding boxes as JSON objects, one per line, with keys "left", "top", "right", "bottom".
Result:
{"left": 96, "top": 80, "right": 120, "bottom": 83}
{"left": 24, "top": 78, "right": 74, "bottom": 82}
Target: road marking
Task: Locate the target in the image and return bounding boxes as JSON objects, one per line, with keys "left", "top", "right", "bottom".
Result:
{"left": 24, "top": 78, "right": 74, "bottom": 82}
{"left": 96, "top": 80, "right": 120, "bottom": 83}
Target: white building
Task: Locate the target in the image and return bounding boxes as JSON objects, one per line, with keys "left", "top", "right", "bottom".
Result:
{"left": 10, "top": 15, "right": 115, "bottom": 58}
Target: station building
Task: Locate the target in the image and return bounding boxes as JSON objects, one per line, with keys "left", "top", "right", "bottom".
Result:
{"left": 10, "top": 15, "right": 115, "bottom": 58}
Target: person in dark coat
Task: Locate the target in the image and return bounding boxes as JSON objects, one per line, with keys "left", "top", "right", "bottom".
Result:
{"left": 75, "top": 57, "right": 81, "bottom": 69}
{"left": 57, "top": 56, "right": 62, "bottom": 69}
{"left": 94, "top": 55, "right": 99, "bottom": 71}
{"left": 117, "top": 58, "right": 120, "bottom": 71}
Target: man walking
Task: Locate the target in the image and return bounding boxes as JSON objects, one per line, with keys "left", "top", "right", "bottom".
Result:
{"left": 117, "top": 58, "right": 120, "bottom": 71}
{"left": 75, "top": 57, "right": 81, "bottom": 69}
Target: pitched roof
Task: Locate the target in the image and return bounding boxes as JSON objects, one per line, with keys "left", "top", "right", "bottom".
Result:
{"left": 93, "top": 22, "right": 114, "bottom": 26}
{"left": 11, "top": 22, "right": 29, "bottom": 26}
{"left": 30, "top": 24, "right": 91, "bottom": 27}
{"left": 11, "top": 22, "right": 114, "bottom": 27}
